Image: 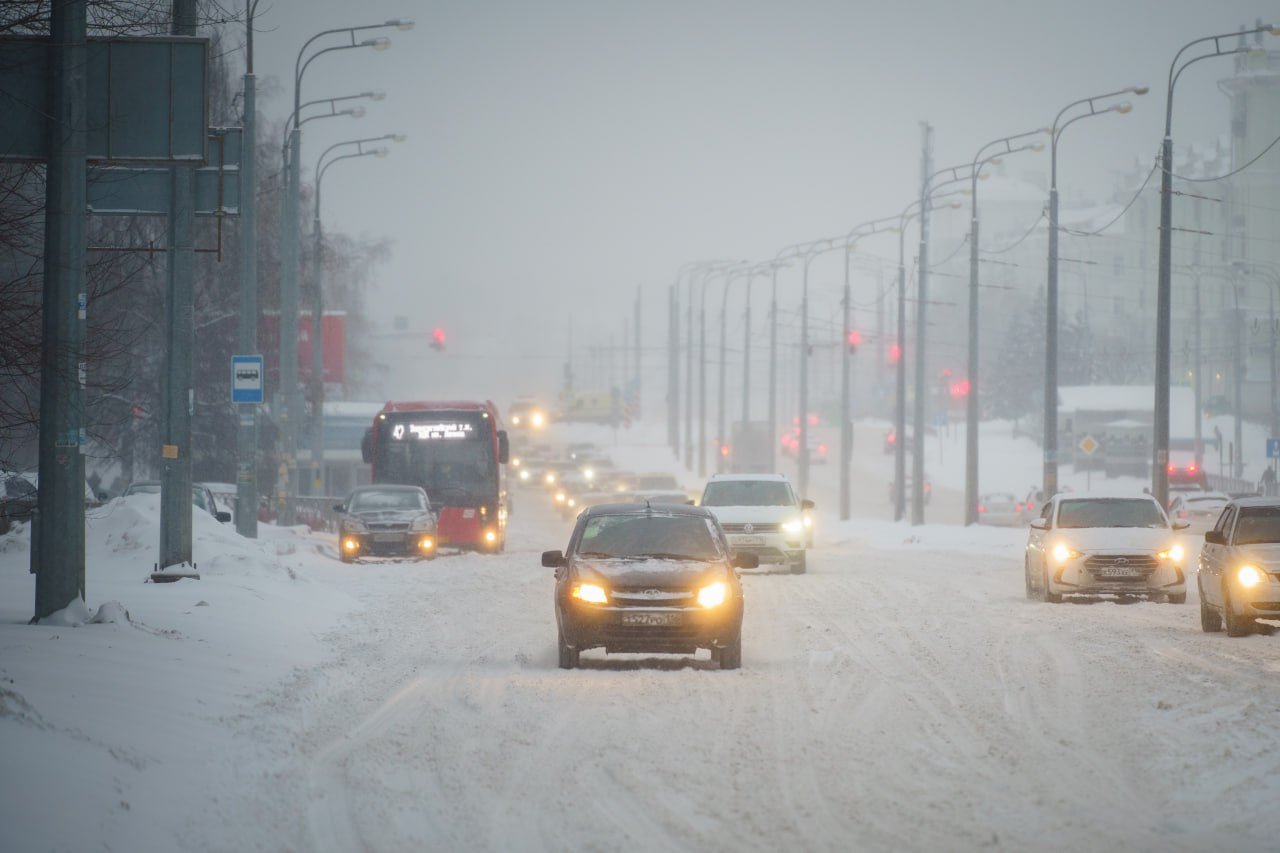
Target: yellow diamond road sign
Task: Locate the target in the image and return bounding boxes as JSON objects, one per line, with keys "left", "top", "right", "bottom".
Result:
{"left": 1078, "top": 435, "right": 1099, "bottom": 456}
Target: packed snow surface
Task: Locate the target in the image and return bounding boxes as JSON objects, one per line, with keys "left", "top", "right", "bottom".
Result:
{"left": 2, "top": 423, "right": 1279, "bottom": 852}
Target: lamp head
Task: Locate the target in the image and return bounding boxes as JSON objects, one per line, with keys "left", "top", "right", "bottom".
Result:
{"left": 988, "top": 157, "right": 1003, "bottom": 166}
{"left": 1131, "top": 85, "right": 1150, "bottom": 96}
{"left": 1029, "top": 142, "right": 1045, "bottom": 152}
{"left": 363, "top": 37, "right": 392, "bottom": 51}
{"left": 347, "top": 106, "right": 366, "bottom": 118}
{"left": 374, "top": 147, "right": 390, "bottom": 158}
{"left": 365, "top": 90, "right": 387, "bottom": 101}
{"left": 1114, "top": 102, "right": 1133, "bottom": 115}
{"left": 387, "top": 18, "right": 416, "bottom": 31}
{"left": 948, "top": 201, "right": 963, "bottom": 209}
{"left": 388, "top": 133, "right": 408, "bottom": 143}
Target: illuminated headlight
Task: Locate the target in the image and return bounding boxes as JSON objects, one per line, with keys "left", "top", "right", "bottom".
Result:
{"left": 566, "top": 498, "right": 577, "bottom": 508}
{"left": 555, "top": 492, "right": 566, "bottom": 504}
{"left": 1237, "top": 565, "right": 1265, "bottom": 588}
{"left": 531, "top": 412, "right": 545, "bottom": 428}
{"left": 484, "top": 529, "right": 497, "bottom": 544}
{"left": 1051, "top": 543, "right": 1080, "bottom": 564}
{"left": 583, "top": 468, "right": 595, "bottom": 481}
{"left": 1157, "top": 544, "right": 1185, "bottom": 562}
{"left": 519, "top": 469, "right": 531, "bottom": 481}
{"left": 341, "top": 536, "right": 360, "bottom": 553}
{"left": 802, "top": 515, "right": 813, "bottom": 529}
{"left": 782, "top": 519, "right": 805, "bottom": 534}
{"left": 512, "top": 415, "right": 521, "bottom": 426}
{"left": 696, "top": 581, "right": 727, "bottom": 608}
{"left": 418, "top": 537, "right": 435, "bottom": 551}
{"left": 571, "top": 582, "right": 608, "bottom": 604}
{"left": 512, "top": 457, "right": 521, "bottom": 467}
{"left": 545, "top": 473, "right": 556, "bottom": 485}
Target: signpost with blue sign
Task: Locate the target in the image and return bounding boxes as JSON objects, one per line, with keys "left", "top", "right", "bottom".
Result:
{"left": 1268, "top": 438, "right": 1280, "bottom": 459}
{"left": 231, "top": 355, "right": 264, "bottom": 404}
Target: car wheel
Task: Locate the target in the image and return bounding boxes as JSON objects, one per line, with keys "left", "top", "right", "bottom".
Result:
{"left": 717, "top": 627, "right": 742, "bottom": 670}
{"left": 790, "top": 552, "right": 806, "bottom": 575}
{"left": 1198, "top": 578, "right": 1222, "bottom": 632}
{"left": 557, "top": 630, "right": 579, "bottom": 669}
{"left": 339, "top": 552, "right": 353, "bottom": 564}
{"left": 1222, "top": 583, "right": 1254, "bottom": 637}
{"left": 1041, "top": 560, "right": 1062, "bottom": 604}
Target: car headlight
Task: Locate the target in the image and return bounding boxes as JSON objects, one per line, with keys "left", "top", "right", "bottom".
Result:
{"left": 803, "top": 515, "right": 812, "bottom": 529}
{"left": 1237, "top": 565, "right": 1265, "bottom": 588}
{"left": 341, "top": 536, "right": 360, "bottom": 553}
{"left": 696, "top": 581, "right": 727, "bottom": 608}
{"left": 555, "top": 492, "right": 566, "bottom": 504}
{"left": 418, "top": 536, "right": 435, "bottom": 551}
{"left": 1051, "top": 543, "right": 1080, "bottom": 564}
{"left": 512, "top": 415, "right": 521, "bottom": 426}
{"left": 545, "top": 473, "right": 556, "bottom": 485}
{"left": 571, "top": 582, "right": 608, "bottom": 604}
{"left": 583, "top": 468, "right": 595, "bottom": 481}
{"left": 782, "top": 519, "right": 805, "bottom": 534}
{"left": 1157, "top": 544, "right": 1184, "bottom": 562}
{"left": 531, "top": 412, "right": 545, "bottom": 428}
{"left": 519, "top": 469, "right": 531, "bottom": 481}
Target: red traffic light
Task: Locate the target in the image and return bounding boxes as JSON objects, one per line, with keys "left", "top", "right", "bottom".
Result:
{"left": 430, "top": 327, "right": 447, "bottom": 351}
{"left": 847, "top": 330, "right": 861, "bottom": 353}
{"left": 949, "top": 378, "right": 970, "bottom": 399}
{"left": 889, "top": 343, "right": 901, "bottom": 364}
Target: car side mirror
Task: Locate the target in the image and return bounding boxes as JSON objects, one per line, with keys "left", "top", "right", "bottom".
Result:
{"left": 215, "top": 511, "right": 232, "bottom": 523}
{"left": 1204, "top": 530, "right": 1225, "bottom": 545}
{"left": 1029, "top": 518, "right": 1048, "bottom": 530}
{"left": 732, "top": 552, "right": 759, "bottom": 569}
{"left": 685, "top": 499, "right": 696, "bottom": 506}
{"left": 1172, "top": 521, "right": 1190, "bottom": 531}
{"left": 800, "top": 499, "right": 815, "bottom": 511}
{"left": 332, "top": 504, "right": 344, "bottom": 513}
{"left": 541, "top": 549, "right": 565, "bottom": 568}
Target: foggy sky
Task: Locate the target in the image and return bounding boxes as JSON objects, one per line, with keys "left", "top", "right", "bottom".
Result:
{"left": 245, "top": 0, "right": 1274, "bottom": 404}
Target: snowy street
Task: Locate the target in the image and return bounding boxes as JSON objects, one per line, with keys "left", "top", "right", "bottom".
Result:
{"left": 4, "top": 427, "right": 1279, "bottom": 852}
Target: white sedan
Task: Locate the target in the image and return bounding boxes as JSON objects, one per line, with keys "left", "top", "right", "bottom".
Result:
{"left": 1169, "top": 491, "right": 1230, "bottom": 531}
{"left": 1025, "top": 493, "right": 1189, "bottom": 603}
{"left": 1198, "top": 497, "right": 1280, "bottom": 636}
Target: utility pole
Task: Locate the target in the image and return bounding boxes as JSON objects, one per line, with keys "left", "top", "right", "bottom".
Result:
{"left": 840, "top": 260, "right": 852, "bottom": 521}
{"left": 912, "top": 123, "right": 932, "bottom": 525}
{"left": 33, "top": 0, "right": 88, "bottom": 619}
{"left": 156, "top": 0, "right": 200, "bottom": 579}
{"left": 236, "top": 0, "right": 260, "bottom": 538}
{"left": 684, "top": 276, "right": 693, "bottom": 470}
{"left": 668, "top": 284, "right": 678, "bottom": 454}
{"left": 634, "top": 285, "right": 641, "bottom": 419}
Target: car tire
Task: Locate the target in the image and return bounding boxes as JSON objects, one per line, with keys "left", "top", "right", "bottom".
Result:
{"left": 339, "top": 552, "right": 353, "bottom": 564}
{"left": 1198, "top": 578, "right": 1222, "bottom": 632}
{"left": 557, "top": 631, "right": 579, "bottom": 669}
{"left": 1041, "top": 561, "right": 1062, "bottom": 604}
{"left": 1222, "top": 584, "right": 1254, "bottom": 637}
{"left": 790, "top": 552, "right": 806, "bottom": 575}
{"left": 717, "top": 627, "right": 742, "bottom": 670}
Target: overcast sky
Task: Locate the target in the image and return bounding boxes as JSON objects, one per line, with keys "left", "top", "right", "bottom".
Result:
{"left": 245, "top": 0, "right": 1274, "bottom": 403}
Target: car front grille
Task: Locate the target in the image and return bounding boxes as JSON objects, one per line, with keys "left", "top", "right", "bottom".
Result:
{"left": 366, "top": 522, "right": 410, "bottom": 532}
{"left": 609, "top": 588, "right": 694, "bottom": 608}
{"left": 722, "top": 522, "right": 781, "bottom": 533}
{"left": 1084, "top": 554, "right": 1158, "bottom": 574}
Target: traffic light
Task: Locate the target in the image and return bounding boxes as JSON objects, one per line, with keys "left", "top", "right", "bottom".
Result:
{"left": 949, "top": 377, "right": 970, "bottom": 399}
{"left": 889, "top": 343, "right": 901, "bottom": 365}
{"left": 846, "top": 329, "right": 861, "bottom": 354}
{"left": 430, "top": 327, "right": 446, "bottom": 351}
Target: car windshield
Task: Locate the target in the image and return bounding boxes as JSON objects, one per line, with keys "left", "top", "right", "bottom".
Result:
{"left": 349, "top": 490, "right": 427, "bottom": 512}
{"left": 1233, "top": 507, "right": 1280, "bottom": 545}
{"left": 701, "top": 480, "right": 794, "bottom": 507}
{"left": 1056, "top": 498, "right": 1166, "bottom": 529}
{"left": 576, "top": 513, "right": 722, "bottom": 561}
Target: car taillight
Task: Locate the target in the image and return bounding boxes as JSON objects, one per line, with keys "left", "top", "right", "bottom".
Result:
{"left": 978, "top": 504, "right": 986, "bottom": 513}
{"left": 1015, "top": 503, "right": 1024, "bottom": 512}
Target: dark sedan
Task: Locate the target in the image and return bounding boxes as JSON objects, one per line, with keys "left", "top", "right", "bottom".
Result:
{"left": 543, "top": 503, "right": 756, "bottom": 669}
{"left": 334, "top": 485, "right": 437, "bottom": 563}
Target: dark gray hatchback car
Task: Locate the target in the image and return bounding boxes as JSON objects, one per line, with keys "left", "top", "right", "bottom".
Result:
{"left": 543, "top": 502, "right": 756, "bottom": 669}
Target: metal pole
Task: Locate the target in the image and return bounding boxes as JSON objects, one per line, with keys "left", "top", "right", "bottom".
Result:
{"left": 684, "top": 276, "right": 693, "bottom": 470}
{"left": 280, "top": 117, "right": 301, "bottom": 524}
{"left": 235, "top": 18, "right": 260, "bottom": 538}
{"left": 1045, "top": 177, "right": 1060, "bottom": 501}
{"left": 668, "top": 284, "right": 678, "bottom": 454}
{"left": 912, "top": 123, "right": 931, "bottom": 525}
{"left": 1192, "top": 199, "right": 1203, "bottom": 471}
{"left": 742, "top": 270, "right": 753, "bottom": 428}
{"left": 840, "top": 251, "right": 851, "bottom": 520}
{"left": 965, "top": 189, "right": 979, "bottom": 525}
{"left": 698, "top": 278, "right": 708, "bottom": 478}
{"left": 895, "top": 230, "right": 907, "bottom": 521}
{"left": 309, "top": 217, "right": 324, "bottom": 495}
{"left": 158, "top": 0, "right": 199, "bottom": 575}
{"left": 1233, "top": 283, "right": 1244, "bottom": 480}
{"left": 768, "top": 265, "right": 779, "bottom": 473}
{"left": 33, "top": 0, "right": 88, "bottom": 618}
{"left": 799, "top": 254, "right": 811, "bottom": 499}
{"left": 717, "top": 275, "right": 729, "bottom": 473}
{"left": 1154, "top": 132, "right": 1173, "bottom": 503}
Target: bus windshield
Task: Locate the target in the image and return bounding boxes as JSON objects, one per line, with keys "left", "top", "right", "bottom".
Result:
{"left": 375, "top": 412, "right": 496, "bottom": 504}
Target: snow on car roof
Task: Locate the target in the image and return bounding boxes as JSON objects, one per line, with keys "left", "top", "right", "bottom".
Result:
{"left": 706, "top": 473, "right": 790, "bottom": 482}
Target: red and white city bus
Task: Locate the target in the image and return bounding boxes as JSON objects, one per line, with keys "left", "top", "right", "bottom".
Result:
{"left": 361, "top": 400, "right": 510, "bottom": 551}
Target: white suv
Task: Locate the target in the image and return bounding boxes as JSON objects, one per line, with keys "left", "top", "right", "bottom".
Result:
{"left": 699, "top": 474, "right": 812, "bottom": 574}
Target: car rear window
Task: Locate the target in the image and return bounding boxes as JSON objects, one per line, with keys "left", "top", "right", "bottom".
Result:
{"left": 701, "top": 480, "right": 793, "bottom": 507}
{"left": 1056, "top": 498, "right": 1166, "bottom": 529}
{"left": 1233, "top": 507, "right": 1280, "bottom": 545}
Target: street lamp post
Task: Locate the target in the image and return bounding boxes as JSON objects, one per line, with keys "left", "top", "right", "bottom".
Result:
{"left": 716, "top": 263, "right": 751, "bottom": 473}
{"left": 280, "top": 18, "right": 410, "bottom": 523}
{"left": 963, "top": 129, "right": 1046, "bottom": 525}
{"left": 1044, "top": 86, "right": 1145, "bottom": 505}
{"left": 1154, "top": 24, "right": 1277, "bottom": 506}
{"left": 307, "top": 135, "right": 401, "bottom": 496}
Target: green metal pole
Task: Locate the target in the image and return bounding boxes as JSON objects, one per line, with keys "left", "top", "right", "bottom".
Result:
{"left": 236, "top": 30, "right": 260, "bottom": 538}
{"left": 33, "top": 0, "right": 88, "bottom": 619}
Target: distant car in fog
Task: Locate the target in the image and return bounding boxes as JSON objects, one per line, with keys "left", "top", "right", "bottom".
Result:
{"left": 976, "top": 492, "right": 1023, "bottom": 526}
{"left": 1169, "top": 491, "right": 1230, "bottom": 531}
{"left": 699, "top": 474, "right": 812, "bottom": 574}
{"left": 334, "top": 485, "right": 437, "bottom": 564}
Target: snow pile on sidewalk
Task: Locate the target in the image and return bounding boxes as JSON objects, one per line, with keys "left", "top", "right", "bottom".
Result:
{"left": 0, "top": 494, "right": 355, "bottom": 852}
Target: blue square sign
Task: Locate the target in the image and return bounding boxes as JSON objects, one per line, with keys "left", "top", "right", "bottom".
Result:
{"left": 231, "top": 355, "right": 264, "bottom": 404}
{"left": 1268, "top": 438, "right": 1280, "bottom": 459}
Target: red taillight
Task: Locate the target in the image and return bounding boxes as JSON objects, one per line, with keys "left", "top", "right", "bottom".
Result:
{"left": 817, "top": 444, "right": 827, "bottom": 454}
{"left": 1188, "top": 464, "right": 1197, "bottom": 473}
{"left": 720, "top": 444, "right": 730, "bottom": 457}
{"left": 1015, "top": 503, "right": 1023, "bottom": 512}
{"left": 925, "top": 483, "right": 933, "bottom": 494}
{"left": 1167, "top": 463, "right": 1176, "bottom": 474}
{"left": 1027, "top": 501, "right": 1034, "bottom": 512}
{"left": 887, "top": 433, "right": 896, "bottom": 444}
{"left": 978, "top": 504, "right": 986, "bottom": 513}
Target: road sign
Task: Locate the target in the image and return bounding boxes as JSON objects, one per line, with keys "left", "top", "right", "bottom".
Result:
{"left": 1268, "top": 438, "right": 1280, "bottom": 459}
{"left": 231, "top": 355, "right": 264, "bottom": 404}
{"left": 1078, "top": 434, "right": 1099, "bottom": 456}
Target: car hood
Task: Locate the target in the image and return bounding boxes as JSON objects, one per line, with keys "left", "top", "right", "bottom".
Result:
{"left": 575, "top": 558, "right": 726, "bottom": 589}
{"left": 350, "top": 509, "right": 432, "bottom": 525}
{"left": 1052, "top": 526, "right": 1176, "bottom": 552}
{"left": 702, "top": 505, "right": 799, "bottom": 524}
{"left": 1227, "top": 543, "right": 1280, "bottom": 570}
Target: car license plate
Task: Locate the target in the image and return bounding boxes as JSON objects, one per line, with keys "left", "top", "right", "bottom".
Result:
{"left": 1096, "top": 567, "right": 1140, "bottom": 578}
{"left": 620, "top": 612, "right": 681, "bottom": 627}
{"left": 374, "top": 533, "right": 403, "bottom": 543}
{"left": 731, "top": 535, "right": 766, "bottom": 546}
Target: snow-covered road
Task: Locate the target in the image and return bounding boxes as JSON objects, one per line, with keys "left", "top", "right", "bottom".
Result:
{"left": 3, "top": 427, "right": 1280, "bottom": 851}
